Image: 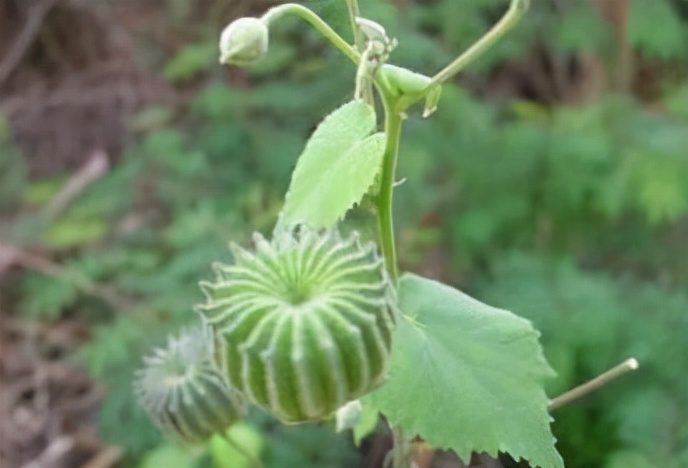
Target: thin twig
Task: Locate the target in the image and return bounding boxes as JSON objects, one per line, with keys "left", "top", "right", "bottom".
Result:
{"left": 42, "top": 149, "right": 110, "bottom": 221}
{"left": 81, "top": 446, "right": 123, "bottom": 468}
{"left": 548, "top": 358, "right": 639, "bottom": 411}
{"left": 0, "top": 244, "right": 136, "bottom": 311}
{"left": 427, "top": 0, "right": 529, "bottom": 88}
{"left": 262, "top": 4, "right": 359, "bottom": 64}
{"left": 21, "top": 436, "right": 74, "bottom": 468}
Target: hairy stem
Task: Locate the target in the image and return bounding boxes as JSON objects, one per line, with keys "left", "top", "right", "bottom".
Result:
{"left": 346, "top": 0, "right": 365, "bottom": 52}
{"left": 348, "top": 0, "right": 375, "bottom": 106}
{"left": 262, "top": 3, "right": 359, "bottom": 64}
{"left": 548, "top": 358, "right": 639, "bottom": 411}
{"left": 375, "top": 92, "right": 403, "bottom": 283}
{"left": 391, "top": 426, "right": 413, "bottom": 468}
{"left": 427, "top": 0, "right": 529, "bottom": 88}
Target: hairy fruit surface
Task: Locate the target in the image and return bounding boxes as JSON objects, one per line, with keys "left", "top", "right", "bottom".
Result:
{"left": 198, "top": 228, "right": 396, "bottom": 423}
{"left": 135, "top": 326, "right": 243, "bottom": 443}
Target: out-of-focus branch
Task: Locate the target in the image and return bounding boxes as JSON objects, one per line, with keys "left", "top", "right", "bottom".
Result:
{"left": 0, "top": 244, "right": 136, "bottom": 311}
{"left": 82, "top": 446, "right": 123, "bottom": 468}
{"left": 41, "top": 149, "right": 109, "bottom": 222}
{"left": 596, "top": 0, "right": 632, "bottom": 92}
{"left": 0, "top": 0, "right": 59, "bottom": 87}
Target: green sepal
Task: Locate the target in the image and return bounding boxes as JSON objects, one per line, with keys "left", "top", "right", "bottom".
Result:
{"left": 378, "top": 64, "right": 442, "bottom": 117}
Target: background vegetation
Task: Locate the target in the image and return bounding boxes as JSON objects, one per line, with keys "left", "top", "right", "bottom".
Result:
{"left": 1, "top": 0, "right": 687, "bottom": 467}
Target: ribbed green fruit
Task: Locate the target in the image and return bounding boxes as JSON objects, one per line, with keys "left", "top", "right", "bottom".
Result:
{"left": 134, "top": 326, "right": 243, "bottom": 443}
{"left": 197, "top": 228, "right": 396, "bottom": 423}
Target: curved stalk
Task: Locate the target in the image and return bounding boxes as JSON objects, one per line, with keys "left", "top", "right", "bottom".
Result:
{"left": 262, "top": 3, "right": 359, "bottom": 64}
{"left": 426, "top": 0, "right": 529, "bottom": 88}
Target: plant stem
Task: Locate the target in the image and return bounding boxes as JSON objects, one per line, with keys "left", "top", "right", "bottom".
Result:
{"left": 370, "top": 4, "right": 530, "bottom": 467}
{"left": 346, "top": 0, "right": 365, "bottom": 52}
{"left": 348, "top": 0, "right": 375, "bottom": 106}
{"left": 427, "top": 0, "right": 529, "bottom": 88}
{"left": 548, "top": 358, "right": 639, "bottom": 411}
{"left": 391, "top": 426, "right": 413, "bottom": 468}
{"left": 375, "top": 92, "right": 403, "bottom": 283}
{"left": 262, "top": 3, "right": 359, "bottom": 64}
{"left": 221, "top": 431, "right": 265, "bottom": 468}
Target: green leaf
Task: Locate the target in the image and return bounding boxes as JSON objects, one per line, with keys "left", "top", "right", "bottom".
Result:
{"left": 553, "top": 2, "right": 608, "bottom": 53}
{"left": 663, "top": 84, "right": 688, "bottom": 119}
{"left": 191, "top": 84, "right": 238, "bottom": 120}
{"left": 0, "top": 125, "right": 26, "bottom": 211}
{"left": 163, "top": 40, "right": 216, "bottom": 82}
{"left": 127, "top": 106, "right": 175, "bottom": 132}
{"left": 630, "top": 152, "right": 688, "bottom": 224}
{"left": 43, "top": 216, "right": 108, "bottom": 248}
{"left": 277, "top": 100, "right": 385, "bottom": 230}
{"left": 23, "top": 177, "right": 65, "bottom": 205}
{"left": 138, "top": 443, "right": 200, "bottom": 468}
{"left": 369, "top": 273, "right": 562, "bottom": 468}
{"left": 629, "top": 0, "right": 685, "bottom": 60}
{"left": 19, "top": 273, "right": 78, "bottom": 320}
{"left": 605, "top": 450, "right": 656, "bottom": 468}
{"left": 209, "top": 423, "right": 264, "bottom": 468}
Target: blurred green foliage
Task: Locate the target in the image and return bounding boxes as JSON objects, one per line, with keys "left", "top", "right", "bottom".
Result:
{"left": 0, "top": 116, "right": 26, "bottom": 212}
{"left": 481, "top": 253, "right": 688, "bottom": 467}
{"left": 2, "top": 0, "right": 687, "bottom": 466}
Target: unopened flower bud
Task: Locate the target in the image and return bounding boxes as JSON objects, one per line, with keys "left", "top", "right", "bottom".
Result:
{"left": 355, "top": 17, "right": 388, "bottom": 45}
{"left": 219, "top": 17, "right": 269, "bottom": 66}
{"left": 135, "top": 326, "right": 243, "bottom": 443}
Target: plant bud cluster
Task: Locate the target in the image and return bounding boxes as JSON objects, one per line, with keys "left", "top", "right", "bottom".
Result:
{"left": 136, "top": 227, "right": 396, "bottom": 442}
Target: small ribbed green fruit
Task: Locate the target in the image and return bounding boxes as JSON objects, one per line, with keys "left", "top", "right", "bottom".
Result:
{"left": 135, "top": 326, "right": 242, "bottom": 443}
{"left": 197, "top": 228, "right": 396, "bottom": 423}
